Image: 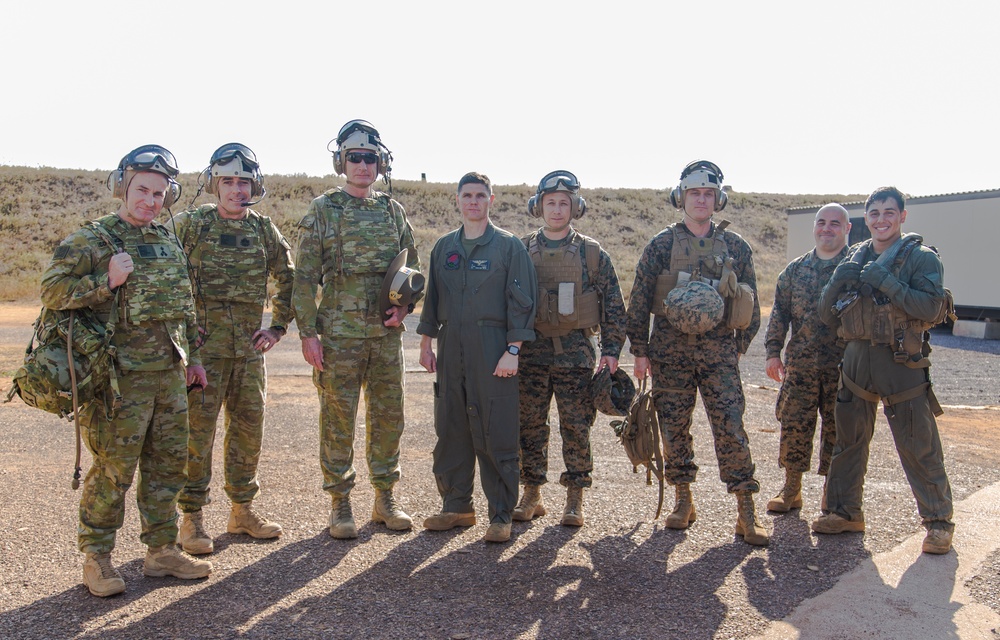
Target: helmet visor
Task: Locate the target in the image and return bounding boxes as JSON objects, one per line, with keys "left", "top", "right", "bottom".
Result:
{"left": 210, "top": 143, "right": 259, "bottom": 171}
{"left": 124, "top": 145, "right": 179, "bottom": 177}
{"left": 539, "top": 170, "right": 580, "bottom": 193}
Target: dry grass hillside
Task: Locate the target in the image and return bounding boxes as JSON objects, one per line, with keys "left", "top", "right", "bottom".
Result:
{"left": 0, "top": 166, "right": 862, "bottom": 304}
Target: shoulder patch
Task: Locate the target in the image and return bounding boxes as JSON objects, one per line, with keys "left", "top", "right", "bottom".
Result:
{"left": 53, "top": 245, "right": 70, "bottom": 260}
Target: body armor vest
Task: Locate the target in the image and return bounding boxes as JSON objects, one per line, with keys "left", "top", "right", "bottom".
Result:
{"left": 327, "top": 190, "right": 400, "bottom": 276}
{"left": 120, "top": 233, "right": 193, "bottom": 324}
{"left": 652, "top": 222, "right": 729, "bottom": 317}
{"left": 187, "top": 212, "right": 268, "bottom": 305}
{"left": 834, "top": 236, "right": 949, "bottom": 365}
{"left": 525, "top": 231, "right": 601, "bottom": 338}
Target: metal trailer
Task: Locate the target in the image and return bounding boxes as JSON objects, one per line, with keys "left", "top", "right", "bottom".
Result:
{"left": 786, "top": 189, "right": 1000, "bottom": 321}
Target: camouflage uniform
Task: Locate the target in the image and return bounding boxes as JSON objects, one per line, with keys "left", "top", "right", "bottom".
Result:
{"left": 417, "top": 223, "right": 536, "bottom": 524}
{"left": 625, "top": 220, "right": 762, "bottom": 493}
{"left": 518, "top": 229, "right": 626, "bottom": 488}
{"left": 172, "top": 204, "right": 295, "bottom": 512}
{"left": 818, "top": 241, "right": 954, "bottom": 530}
{"left": 292, "top": 187, "right": 419, "bottom": 497}
{"left": 764, "top": 246, "right": 848, "bottom": 475}
{"left": 40, "top": 214, "right": 200, "bottom": 553}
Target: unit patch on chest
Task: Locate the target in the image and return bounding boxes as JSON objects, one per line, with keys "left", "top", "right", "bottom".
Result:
{"left": 444, "top": 252, "right": 462, "bottom": 270}
{"left": 220, "top": 234, "right": 255, "bottom": 248}
{"left": 136, "top": 244, "right": 174, "bottom": 259}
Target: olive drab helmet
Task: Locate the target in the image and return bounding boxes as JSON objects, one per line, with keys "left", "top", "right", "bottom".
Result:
{"left": 328, "top": 119, "right": 393, "bottom": 177}
{"left": 106, "top": 144, "right": 182, "bottom": 208}
{"left": 669, "top": 160, "right": 728, "bottom": 211}
{"left": 665, "top": 280, "right": 725, "bottom": 334}
{"left": 201, "top": 142, "right": 266, "bottom": 201}
{"left": 528, "top": 170, "right": 587, "bottom": 219}
{"left": 590, "top": 367, "right": 637, "bottom": 416}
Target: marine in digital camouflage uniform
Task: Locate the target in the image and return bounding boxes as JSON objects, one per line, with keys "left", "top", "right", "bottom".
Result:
{"left": 812, "top": 186, "right": 955, "bottom": 555}
{"left": 293, "top": 121, "right": 419, "bottom": 539}
{"left": 626, "top": 160, "right": 768, "bottom": 546}
{"left": 172, "top": 144, "right": 294, "bottom": 554}
{"left": 763, "top": 204, "right": 850, "bottom": 513}
{"left": 40, "top": 146, "right": 212, "bottom": 597}
{"left": 418, "top": 172, "right": 537, "bottom": 544}
{"left": 514, "top": 171, "right": 626, "bottom": 528}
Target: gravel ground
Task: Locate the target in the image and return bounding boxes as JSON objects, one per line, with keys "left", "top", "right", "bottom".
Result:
{"left": 0, "top": 313, "right": 997, "bottom": 639}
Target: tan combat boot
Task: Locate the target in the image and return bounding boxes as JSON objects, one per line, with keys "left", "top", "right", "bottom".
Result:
{"left": 561, "top": 486, "right": 584, "bottom": 527}
{"left": 144, "top": 544, "right": 213, "bottom": 579}
{"left": 371, "top": 488, "right": 413, "bottom": 531}
{"left": 423, "top": 511, "right": 477, "bottom": 531}
{"left": 83, "top": 552, "right": 125, "bottom": 597}
{"left": 766, "top": 470, "right": 803, "bottom": 513}
{"left": 811, "top": 512, "right": 865, "bottom": 534}
{"left": 484, "top": 522, "right": 512, "bottom": 543}
{"left": 665, "top": 483, "right": 696, "bottom": 529}
{"left": 512, "top": 485, "right": 546, "bottom": 522}
{"left": 228, "top": 502, "right": 283, "bottom": 539}
{"left": 178, "top": 510, "right": 214, "bottom": 555}
{"left": 922, "top": 528, "right": 953, "bottom": 554}
{"left": 329, "top": 495, "right": 358, "bottom": 539}
{"left": 735, "top": 491, "right": 769, "bottom": 546}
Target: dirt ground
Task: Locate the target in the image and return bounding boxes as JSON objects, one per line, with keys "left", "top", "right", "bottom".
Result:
{"left": 1, "top": 303, "right": 998, "bottom": 639}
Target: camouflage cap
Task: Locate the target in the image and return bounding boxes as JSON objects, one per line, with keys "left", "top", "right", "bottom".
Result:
{"left": 665, "top": 280, "right": 725, "bottom": 334}
{"left": 379, "top": 249, "right": 425, "bottom": 318}
{"left": 590, "top": 367, "right": 637, "bottom": 416}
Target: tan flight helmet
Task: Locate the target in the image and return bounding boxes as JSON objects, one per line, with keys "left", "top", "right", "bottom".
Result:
{"left": 379, "top": 249, "right": 425, "bottom": 319}
{"left": 665, "top": 280, "right": 725, "bottom": 334}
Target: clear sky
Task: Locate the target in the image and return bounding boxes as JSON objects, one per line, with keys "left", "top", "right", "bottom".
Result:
{"left": 2, "top": 1, "right": 997, "bottom": 196}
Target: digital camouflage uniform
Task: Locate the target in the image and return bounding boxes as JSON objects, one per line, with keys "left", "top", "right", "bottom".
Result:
{"left": 40, "top": 214, "right": 200, "bottom": 554}
{"left": 818, "top": 240, "right": 954, "bottom": 530}
{"left": 172, "top": 204, "right": 295, "bottom": 512}
{"left": 764, "top": 246, "right": 848, "bottom": 475}
{"left": 417, "top": 223, "right": 536, "bottom": 524}
{"left": 292, "top": 187, "right": 419, "bottom": 498}
{"left": 518, "top": 229, "right": 626, "bottom": 489}
{"left": 625, "top": 220, "right": 762, "bottom": 493}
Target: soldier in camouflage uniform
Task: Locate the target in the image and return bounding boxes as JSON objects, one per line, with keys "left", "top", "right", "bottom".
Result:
{"left": 764, "top": 204, "right": 850, "bottom": 513}
{"left": 419, "top": 172, "right": 537, "bottom": 544}
{"left": 293, "top": 121, "right": 420, "bottom": 539}
{"left": 625, "top": 160, "right": 769, "bottom": 546}
{"left": 513, "top": 171, "right": 626, "bottom": 528}
{"left": 173, "top": 144, "right": 294, "bottom": 554}
{"left": 41, "top": 145, "right": 212, "bottom": 597}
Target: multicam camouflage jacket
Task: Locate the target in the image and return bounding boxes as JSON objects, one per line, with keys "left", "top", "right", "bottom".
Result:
{"left": 626, "top": 220, "right": 761, "bottom": 358}
{"left": 173, "top": 204, "right": 295, "bottom": 359}
{"left": 40, "top": 214, "right": 201, "bottom": 371}
{"left": 293, "top": 187, "right": 419, "bottom": 340}
{"left": 765, "top": 247, "right": 848, "bottom": 368}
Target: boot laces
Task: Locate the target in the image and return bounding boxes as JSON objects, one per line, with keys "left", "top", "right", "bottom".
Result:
{"left": 190, "top": 512, "right": 210, "bottom": 539}
{"left": 379, "top": 491, "right": 401, "bottom": 515}
{"left": 334, "top": 498, "right": 353, "bottom": 520}
{"left": 94, "top": 553, "right": 118, "bottom": 579}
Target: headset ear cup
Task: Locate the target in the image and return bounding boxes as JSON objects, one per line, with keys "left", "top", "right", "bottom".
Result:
{"left": 575, "top": 196, "right": 587, "bottom": 219}
{"left": 333, "top": 149, "right": 344, "bottom": 175}
{"left": 203, "top": 168, "right": 216, "bottom": 195}
{"left": 164, "top": 181, "right": 181, "bottom": 209}
{"left": 669, "top": 186, "right": 683, "bottom": 209}
{"left": 108, "top": 170, "right": 125, "bottom": 200}
{"left": 528, "top": 195, "right": 540, "bottom": 218}
{"left": 716, "top": 189, "right": 728, "bottom": 211}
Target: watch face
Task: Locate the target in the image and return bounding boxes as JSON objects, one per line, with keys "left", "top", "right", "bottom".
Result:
{"left": 507, "top": 344, "right": 520, "bottom": 355}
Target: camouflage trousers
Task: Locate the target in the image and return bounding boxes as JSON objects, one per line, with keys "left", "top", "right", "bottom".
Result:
{"left": 313, "top": 333, "right": 404, "bottom": 497}
{"left": 178, "top": 354, "right": 267, "bottom": 512}
{"left": 78, "top": 363, "right": 188, "bottom": 553}
{"left": 517, "top": 362, "right": 595, "bottom": 488}
{"left": 826, "top": 343, "right": 954, "bottom": 529}
{"left": 651, "top": 347, "right": 759, "bottom": 493}
{"left": 775, "top": 363, "right": 838, "bottom": 475}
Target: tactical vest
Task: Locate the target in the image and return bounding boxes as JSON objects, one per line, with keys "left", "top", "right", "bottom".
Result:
{"left": 524, "top": 231, "right": 602, "bottom": 339}
{"left": 185, "top": 208, "right": 269, "bottom": 305}
{"left": 652, "top": 222, "right": 730, "bottom": 319}
{"left": 119, "top": 227, "right": 194, "bottom": 324}
{"left": 325, "top": 190, "right": 400, "bottom": 276}
{"left": 834, "top": 235, "right": 954, "bottom": 367}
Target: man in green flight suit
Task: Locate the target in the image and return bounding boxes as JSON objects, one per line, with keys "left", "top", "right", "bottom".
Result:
{"left": 41, "top": 145, "right": 212, "bottom": 597}
{"left": 173, "top": 143, "right": 295, "bottom": 554}
{"left": 293, "top": 120, "right": 421, "bottom": 539}
{"left": 418, "top": 172, "right": 537, "bottom": 543}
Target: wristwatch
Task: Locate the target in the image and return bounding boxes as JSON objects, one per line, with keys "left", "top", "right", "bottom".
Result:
{"left": 506, "top": 344, "right": 520, "bottom": 356}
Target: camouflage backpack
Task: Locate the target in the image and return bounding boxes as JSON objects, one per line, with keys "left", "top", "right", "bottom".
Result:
{"left": 610, "top": 378, "right": 665, "bottom": 519}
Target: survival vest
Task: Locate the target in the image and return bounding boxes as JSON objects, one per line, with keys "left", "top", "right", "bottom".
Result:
{"left": 523, "top": 230, "right": 602, "bottom": 342}
{"left": 834, "top": 234, "right": 955, "bottom": 366}
{"left": 651, "top": 221, "right": 754, "bottom": 331}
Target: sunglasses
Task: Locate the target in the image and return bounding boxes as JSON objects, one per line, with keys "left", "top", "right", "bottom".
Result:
{"left": 123, "top": 145, "right": 180, "bottom": 177}
{"left": 346, "top": 152, "right": 379, "bottom": 165}
{"left": 210, "top": 142, "right": 259, "bottom": 170}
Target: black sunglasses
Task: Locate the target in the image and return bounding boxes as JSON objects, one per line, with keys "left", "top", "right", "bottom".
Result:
{"left": 346, "top": 152, "right": 379, "bottom": 165}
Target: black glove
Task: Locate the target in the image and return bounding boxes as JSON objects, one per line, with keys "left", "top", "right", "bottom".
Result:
{"left": 860, "top": 262, "right": 893, "bottom": 292}
{"left": 832, "top": 261, "right": 862, "bottom": 284}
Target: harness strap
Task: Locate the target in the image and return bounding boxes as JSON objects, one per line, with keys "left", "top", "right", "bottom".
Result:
{"left": 839, "top": 367, "right": 943, "bottom": 417}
